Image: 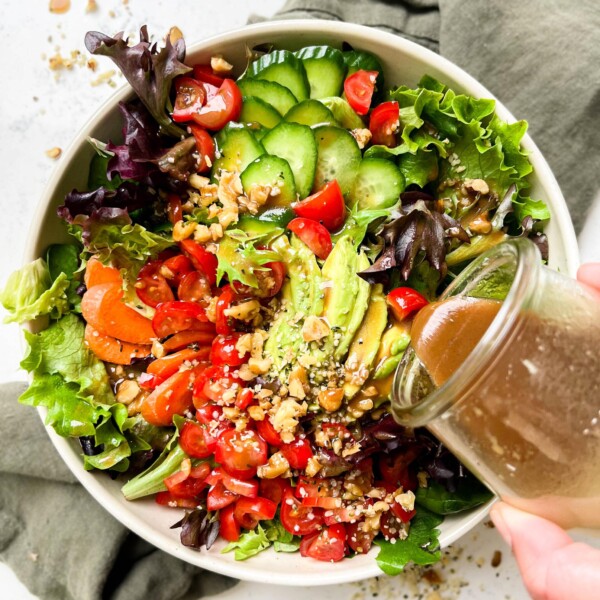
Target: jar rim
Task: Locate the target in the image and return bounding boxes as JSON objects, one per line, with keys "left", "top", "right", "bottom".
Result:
{"left": 391, "top": 238, "right": 541, "bottom": 427}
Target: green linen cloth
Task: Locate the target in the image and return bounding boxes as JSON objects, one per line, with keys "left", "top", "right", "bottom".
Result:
{"left": 2, "top": 1, "right": 599, "bottom": 599}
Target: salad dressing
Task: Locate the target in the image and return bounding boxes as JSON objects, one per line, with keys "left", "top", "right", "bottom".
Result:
{"left": 409, "top": 295, "right": 600, "bottom": 529}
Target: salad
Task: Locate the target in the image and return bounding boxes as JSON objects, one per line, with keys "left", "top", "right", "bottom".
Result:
{"left": 1, "top": 27, "right": 550, "bottom": 572}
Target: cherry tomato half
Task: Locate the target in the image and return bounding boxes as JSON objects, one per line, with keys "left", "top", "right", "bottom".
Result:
{"left": 210, "top": 334, "right": 249, "bottom": 367}
{"left": 136, "top": 261, "right": 175, "bottom": 308}
{"left": 344, "top": 70, "right": 378, "bottom": 116}
{"left": 162, "top": 254, "right": 194, "bottom": 286}
{"left": 231, "top": 261, "right": 286, "bottom": 299}
{"left": 193, "top": 64, "right": 226, "bottom": 87}
{"left": 172, "top": 76, "right": 206, "bottom": 123}
{"left": 369, "top": 101, "right": 400, "bottom": 147}
{"left": 234, "top": 496, "right": 277, "bottom": 530}
{"left": 215, "top": 429, "right": 268, "bottom": 479}
{"left": 259, "top": 478, "right": 288, "bottom": 506}
{"left": 152, "top": 301, "right": 208, "bottom": 338}
{"left": 280, "top": 488, "right": 323, "bottom": 536}
{"left": 287, "top": 218, "right": 332, "bottom": 260}
{"left": 280, "top": 437, "right": 313, "bottom": 470}
{"left": 346, "top": 520, "right": 376, "bottom": 554}
{"left": 255, "top": 417, "right": 283, "bottom": 447}
{"left": 192, "top": 364, "right": 243, "bottom": 405}
{"left": 179, "top": 421, "right": 215, "bottom": 459}
{"left": 189, "top": 124, "right": 216, "bottom": 173}
{"left": 179, "top": 239, "right": 218, "bottom": 285}
{"left": 215, "top": 285, "right": 236, "bottom": 335}
{"left": 386, "top": 287, "right": 429, "bottom": 321}
{"left": 177, "top": 270, "right": 212, "bottom": 305}
{"left": 219, "top": 503, "right": 240, "bottom": 542}
{"left": 167, "top": 194, "right": 183, "bottom": 225}
{"left": 206, "top": 480, "right": 238, "bottom": 510}
{"left": 191, "top": 79, "right": 242, "bottom": 131}
{"left": 293, "top": 180, "right": 346, "bottom": 231}
{"left": 300, "top": 523, "right": 347, "bottom": 562}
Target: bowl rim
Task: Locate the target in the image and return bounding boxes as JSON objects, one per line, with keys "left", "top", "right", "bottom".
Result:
{"left": 23, "top": 18, "right": 578, "bottom": 586}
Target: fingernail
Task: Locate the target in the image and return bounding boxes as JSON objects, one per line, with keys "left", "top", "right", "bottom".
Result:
{"left": 490, "top": 504, "right": 512, "bottom": 548}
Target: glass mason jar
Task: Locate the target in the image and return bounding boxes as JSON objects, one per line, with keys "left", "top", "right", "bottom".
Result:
{"left": 392, "top": 239, "right": 600, "bottom": 529}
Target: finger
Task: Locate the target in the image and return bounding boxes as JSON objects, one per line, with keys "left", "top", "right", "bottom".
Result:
{"left": 577, "top": 263, "right": 600, "bottom": 291}
{"left": 491, "top": 503, "right": 600, "bottom": 600}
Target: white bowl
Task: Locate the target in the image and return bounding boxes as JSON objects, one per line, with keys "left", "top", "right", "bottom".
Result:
{"left": 24, "top": 19, "right": 579, "bottom": 586}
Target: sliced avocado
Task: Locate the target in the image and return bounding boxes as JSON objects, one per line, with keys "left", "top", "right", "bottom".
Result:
{"left": 343, "top": 284, "right": 388, "bottom": 399}
{"left": 334, "top": 252, "right": 370, "bottom": 361}
{"left": 263, "top": 279, "right": 300, "bottom": 373}
{"left": 264, "top": 235, "right": 324, "bottom": 374}
{"left": 372, "top": 322, "right": 411, "bottom": 379}
{"left": 321, "top": 235, "right": 359, "bottom": 332}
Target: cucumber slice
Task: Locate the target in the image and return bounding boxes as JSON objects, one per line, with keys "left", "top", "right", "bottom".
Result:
{"left": 262, "top": 122, "right": 318, "bottom": 199}
{"left": 295, "top": 45, "right": 346, "bottom": 98}
{"left": 313, "top": 125, "right": 362, "bottom": 196}
{"left": 319, "top": 97, "right": 364, "bottom": 130}
{"left": 246, "top": 50, "right": 310, "bottom": 102}
{"left": 284, "top": 99, "right": 337, "bottom": 127}
{"left": 348, "top": 158, "right": 406, "bottom": 210}
{"left": 240, "top": 96, "right": 282, "bottom": 129}
{"left": 238, "top": 209, "right": 294, "bottom": 234}
{"left": 237, "top": 78, "right": 298, "bottom": 116}
{"left": 212, "top": 126, "right": 265, "bottom": 176}
{"left": 240, "top": 155, "right": 297, "bottom": 207}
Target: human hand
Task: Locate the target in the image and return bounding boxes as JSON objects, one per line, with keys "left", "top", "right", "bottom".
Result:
{"left": 490, "top": 502, "right": 600, "bottom": 600}
{"left": 577, "top": 263, "right": 600, "bottom": 292}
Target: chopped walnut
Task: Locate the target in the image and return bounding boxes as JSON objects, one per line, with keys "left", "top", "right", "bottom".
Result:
{"left": 239, "top": 184, "right": 271, "bottom": 214}
{"left": 247, "top": 405, "right": 265, "bottom": 421}
{"left": 302, "top": 315, "right": 331, "bottom": 342}
{"left": 173, "top": 220, "right": 196, "bottom": 241}
{"left": 211, "top": 55, "right": 234, "bottom": 75}
{"left": 189, "top": 174, "right": 211, "bottom": 190}
{"left": 205, "top": 296, "right": 218, "bottom": 323}
{"left": 257, "top": 451, "right": 290, "bottom": 479}
{"left": 417, "top": 471, "right": 429, "bottom": 488}
{"left": 151, "top": 339, "right": 165, "bottom": 359}
{"left": 469, "top": 213, "right": 493, "bottom": 235}
{"left": 216, "top": 171, "right": 242, "bottom": 228}
{"left": 394, "top": 489, "right": 416, "bottom": 512}
{"left": 317, "top": 388, "right": 344, "bottom": 412}
{"left": 116, "top": 380, "right": 140, "bottom": 404}
{"left": 248, "top": 357, "right": 272, "bottom": 375}
{"left": 224, "top": 299, "right": 261, "bottom": 322}
{"left": 238, "top": 364, "right": 257, "bottom": 381}
{"left": 463, "top": 178, "right": 490, "bottom": 195}
{"left": 45, "top": 147, "right": 62, "bottom": 159}
{"left": 347, "top": 397, "right": 374, "bottom": 419}
{"left": 351, "top": 128, "right": 372, "bottom": 149}
{"left": 270, "top": 398, "right": 307, "bottom": 438}
{"left": 305, "top": 456, "right": 323, "bottom": 477}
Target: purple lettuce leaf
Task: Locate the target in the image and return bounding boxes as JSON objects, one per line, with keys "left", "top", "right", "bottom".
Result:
{"left": 85, "top": 26, "right": 191, "bottom": 138}
{"left": 359, "top": 198, "right": 470, "bottom": 285}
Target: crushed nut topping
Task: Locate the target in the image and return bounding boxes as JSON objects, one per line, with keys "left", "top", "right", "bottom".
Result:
{"left": 302, "top": 315, "right": 331, "bottom": 342}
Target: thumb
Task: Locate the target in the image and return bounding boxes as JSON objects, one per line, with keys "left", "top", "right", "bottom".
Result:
{"left": 491, "top": 502, "right": 600, "bottom": 600}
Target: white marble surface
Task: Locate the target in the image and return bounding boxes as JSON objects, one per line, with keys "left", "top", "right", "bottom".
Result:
{"left": 1, "top": 1, "right": 599, "bottom": 599}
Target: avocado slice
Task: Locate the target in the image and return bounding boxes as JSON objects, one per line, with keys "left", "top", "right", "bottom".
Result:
{"left": 321, "top": 235, "right": 360, "bottom": 332}
{"left": 343, "top": 283, "right": 388, "bottom": 399}
{"left": 372, "top": 323, "right": 411, "bottom": 380}
{"left": 334, "top": 252, "right": 370, "bottom": 361}
{"left": 264, "top": 235, "right": 324, "bottom": 374}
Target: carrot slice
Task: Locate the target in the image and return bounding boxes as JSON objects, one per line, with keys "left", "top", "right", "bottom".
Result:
{"left": 84, "top": 324, "right": 151, "bottom": 365}
{"left": 162, "top": 328, "right": 216, "bottom": 353}
{"left": 81, "top": 282, "right": 155, "bottom": 344}
{"left": 147, "top": 347, "right": 210, "bottom": 379}
{"left": 141, "top": 369, "right": 195, "bottom": 426}
{"left": 84, "top": 256, "right": 122, "bottom": 288}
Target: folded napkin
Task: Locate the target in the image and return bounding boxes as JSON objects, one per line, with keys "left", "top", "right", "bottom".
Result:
{"left": 3, "top": 1, "right": 599, "bottom": 599}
